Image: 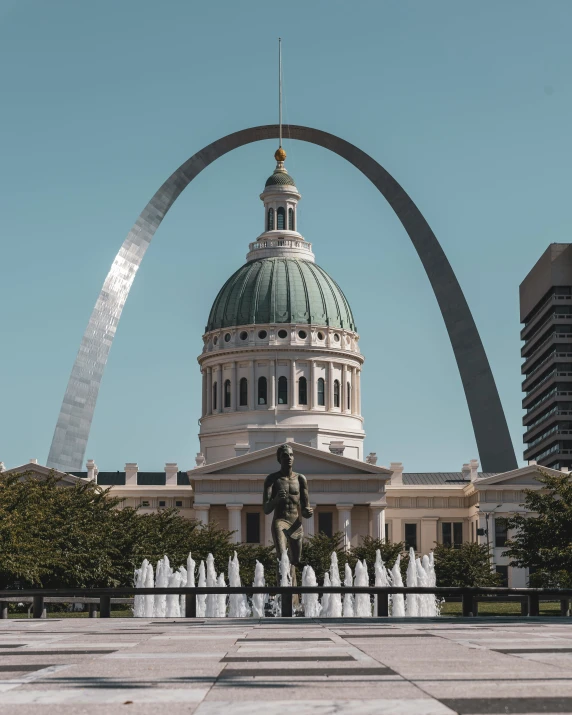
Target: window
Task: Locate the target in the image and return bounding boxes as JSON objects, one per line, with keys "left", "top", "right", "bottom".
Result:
{"left": 333, "top": 380, "right": 340, "bottom": 407}
{"left": 213, "top": 382, "right": 217, "bottom": 410}
{"left": 278, "top": 329, "right": 288, "bottom": 339}
{"left": 347, "top": 382, "right": 351, "bottom": 409}
{"left": 246, "top": 513, "right": 260, "bottom": 543}
{"left": 240, "top": 331, "right": 248, "bottom": 341}
{"left": 442, "top": 522, "right": 463, "bottom": 548}
{"left": 298, "top": 376, "right": 308, "bottom": 405}
{"left": 224, "top": 333, "right": 231, "bottom": 342}
{"left": 158, "top": 500, "right": 166, "bottom": 508}
{"left": 278, "top": 376, "right": 288, "bottom": 404}
{"left": 318, "top": 512, "right": 333, "bottom": 537}
{"left": 277, "top": 206, "right": 285, "bottom": 230}
{"left": 288, "top": 207, "right": 294, "bottom": 230}
{"left": 141, "top": 500, "right": 150, "bottom": 507}
{"left": 384, "top": 523, "right": 389, "bottom": 542}
{"left": 317, "top": 377, "right": 325, "bottom": 406}
{"left": 298, "top": 330, "right": 307, "bottom": 339}
{"left": 224, "top": 379, "right": 231, "bottom": 408}
{"left": 267, "top": 208, "right": 274, "bottom": 231}
{"left": 495, "top": 518, "right": 508, "bottom": 547}
{"left": 239, "top": 377, "right": 248, "bottom": 406}
{"left": 496, "top": 565, "right": 509, "bottom": 587}
{"left": 258, "top": 376, "right": 267, "bottom": 405}
{"left": 175, "top": 500, "right": 183, "bottom": 507}
{"left": 404, "top": 523, "right": 417, "bottom": 551}
{"left": 258, "top": 330, "right": 267, "bottom": 339}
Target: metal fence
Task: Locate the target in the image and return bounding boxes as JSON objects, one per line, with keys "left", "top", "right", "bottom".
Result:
{"left": 1, "top": 587, "right": 572, "bottom": 619}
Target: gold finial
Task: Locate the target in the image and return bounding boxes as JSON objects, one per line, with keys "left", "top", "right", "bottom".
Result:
{"left": 275, "top": 147, "right": 286, "bottom": 162}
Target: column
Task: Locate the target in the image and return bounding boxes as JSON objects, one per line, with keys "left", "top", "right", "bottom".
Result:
{"left": 303, "top": 504, "right": 315, "bottom": 538}
{"left": 350, "top": 367, "right": 357, "bottom": 414}
{"left": 342, "top": 364, "right": 348, "bottom": 412}
{"left": 249, "top": 360, "right": 255, "bottom": 409}
{"left": 337, "top": 504, "right": 353, "bottom": 551}
{"left": 194, "top": 504, "right": 210, "bottom": 525}
{"left": 356, "top": 369, "right": 361, "bottom": 415}
{"left": 206, "top": 367, "right": 212, "bottom": 415}
{"left": 265, "top": 512, "right": 273, "bottom": 546}
{"left": 214, "top": 365, "right": 222, "bottom": 413}
{"left": 291, "top": 359, "right": 296, "bottom": 408}
{"left": 326, "top": 362, "right": 333, "bottom": 410}
{"left": 227, "top": 504, "right": 243, "bottom": 543}
{"left": 369, "top": 506, "right": 385, "bottom": 541}
{"left": 269, "top": 359, "right": 276, "bottom": 409}
{"left": 231, "top": 362, "right": 237, "bottom": 411}
{"left": 310, "top": 360, "right": 315, "bottom": 409}
{"left": 201, "top": 370, "right": 207, "bottom": 417}
{"left": 420, "top": 517, "right": 439, "bottom": 555}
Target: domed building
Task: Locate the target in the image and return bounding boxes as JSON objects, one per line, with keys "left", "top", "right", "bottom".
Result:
{"left": 196, "top": 149, "right": 365, "bottom": 464}
{"left": 4, "top": 149, "right": 544, "bottom": 585}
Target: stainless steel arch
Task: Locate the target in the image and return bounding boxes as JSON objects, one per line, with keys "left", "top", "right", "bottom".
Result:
{"left": 47, "top": 124, "right": 517, "bottom": 473}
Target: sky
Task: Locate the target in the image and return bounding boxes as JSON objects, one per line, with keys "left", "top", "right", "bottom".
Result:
{"left": 1, "top": 0, "right": 571, "bottom": 472}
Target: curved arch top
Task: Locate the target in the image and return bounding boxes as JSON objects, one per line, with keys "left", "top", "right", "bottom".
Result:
{"left": 46, "top": 124, "right": 517, "bottom": 473}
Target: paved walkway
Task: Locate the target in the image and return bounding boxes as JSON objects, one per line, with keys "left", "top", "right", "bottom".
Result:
{"left": 3, "top": 618, "right": 572, "bottom": 713}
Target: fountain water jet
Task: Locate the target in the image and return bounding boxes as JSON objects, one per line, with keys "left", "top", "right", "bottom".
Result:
{"left": 342, "top": 563, "right": 355, "bottom": 617}
{"left": 251, "top": 561, "right": 266, "bottom": 618}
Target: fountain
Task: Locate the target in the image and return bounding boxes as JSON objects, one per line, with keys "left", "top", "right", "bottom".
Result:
{"left": 133, "top": 547, "right": 439, "bottom": 619}
{"left": 342, "top": 563, "right": 355, "bottom": 617}
{"left": 354, "top": 560, "right": 372, "bottom": 617}
{"left": 301, "top": 565, "right": 321, "bottom": 617}
{"left": 251, "top": 560, "right": 266, "bottom": 617}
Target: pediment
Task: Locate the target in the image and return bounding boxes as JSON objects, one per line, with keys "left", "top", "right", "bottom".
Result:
{"left": 475, "top": 465, "right": 563, "bottom": 487}
{"left": 190, "top": 443, "right": 391, "bottom": 478}
{"left": 1, "top": 461, "right": 82, "bottom": 485}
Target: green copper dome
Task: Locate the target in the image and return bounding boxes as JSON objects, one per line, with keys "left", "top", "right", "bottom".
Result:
{"left": 206, "top": 258, "right": 356, "bottom": 332}
{"left": 265, "top": 170, "right": 297, "bottom": 187}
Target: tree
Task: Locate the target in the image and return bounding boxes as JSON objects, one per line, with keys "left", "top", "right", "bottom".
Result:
{"left": 0, "top": 472, "right": 276, "bottom": 589}
{"left": 432, "top": 542, "right": 501, "bottom": 587}
{"left": 504, "top": 470, "right": 572, "bottom": 587}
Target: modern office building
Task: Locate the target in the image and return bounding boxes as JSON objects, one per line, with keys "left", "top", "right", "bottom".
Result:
{"left": 521, "top": 244, "right": 572, "bottom": 469}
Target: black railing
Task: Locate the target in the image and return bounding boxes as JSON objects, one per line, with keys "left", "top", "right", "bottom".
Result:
{"left": 1, "top": 587, "right": 572, "bottom": 619}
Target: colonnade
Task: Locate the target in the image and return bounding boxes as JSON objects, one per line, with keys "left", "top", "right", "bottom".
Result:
{"left": 201, "top": 359, "right": 361, "bottom": 417}
{"left": 193, "top": 503, "right": 386, "bottom": 550}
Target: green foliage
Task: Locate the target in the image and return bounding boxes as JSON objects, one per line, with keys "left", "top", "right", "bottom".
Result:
{"left": 432, "top": 542, "right": 501, "bottom": 587}
{"left": 349, "top": 536, "right": 404, "bottom": 576}
{"left": 0, "top": 472, "right": 277, "bottom": 589}
{"left": 504, "top": 470, "right": 572, "bottom": 587}
{"left": 301, "top": 531, "right": 346, "bottom": 580}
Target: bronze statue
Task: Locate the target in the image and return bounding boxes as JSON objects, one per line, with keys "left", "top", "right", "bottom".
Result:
{"left": 263, "top": 444, "right": 313, "bottom": 584}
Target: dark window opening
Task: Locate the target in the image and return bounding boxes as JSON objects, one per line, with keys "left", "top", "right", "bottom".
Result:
{"left": 224, "top": 379, "right": 231, "bottom": 408}
{"left": 347, "top": 382, "right": 351, "bottom": 409}
{"left": 267, "top": 208, "right": 274, "bottom": 231}
{"left": 317, "top": 377, "right": 325, "bottom": 406}
{"left": 158, "top": 500, "right": 166, "bottom": 507}
{"left": 333, "top": 379, "right": 340, "bottom": 407}
{"left": 404, "top": 523, "right": 417, "bottom": 551}
{"left": 318, "top": 512, "right": 333, "bottom": 537}
{"left": 288, "top": 207, "right": 294, "bottom": 230}
{"left": 298, "top": 376, "right": 308, "bottom": 405}
{"left": 277, "top": 206, "right": 285, "bottom": 230}
{"left": 258, "top": 376, "right": 267, "bottom": 405}
{"left": 213, "top": 382, "right": 217, "bottom": 410}
{"left": 495, "top": 518, "right": 508, "bottom": 547}
{"left": 239, "top": 377, "right": 248, "bottom": 406}
{"left": 246, "top": 513, "right": 261, "bottom": 543}
{"left": 384, "top": 523, "right": 389, "bottom": 542}
{"left": 496, "top": 565, "right": 509, "bottom": 587}
{"left": 442, "top": 522, "right": 463, "bottom": 548}
{"left": 175, "top": 500, "right": 183, "bottom": 507}
{"left": 278, "top": 375, "right": 288, "bottom": 404}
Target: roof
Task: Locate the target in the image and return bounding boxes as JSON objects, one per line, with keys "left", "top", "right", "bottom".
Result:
{"left": 70, "top": 472, "right": 190, "bottom": 486}
{"left": 206, "top": 258, "right": 356, "bottom": 332}
{"left": 265, "top": 167, "right": 297, "bottom": 188}
{"left": 402, "top": 472, "right": 497, "bottom": 485}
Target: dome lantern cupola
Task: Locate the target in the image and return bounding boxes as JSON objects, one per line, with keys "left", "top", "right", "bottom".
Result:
{"left": 247, "top": 149, "right": 314, "bottom": 262}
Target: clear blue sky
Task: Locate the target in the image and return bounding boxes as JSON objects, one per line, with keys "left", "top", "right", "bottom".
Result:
{"left": 1, "top": 0, "right": 571, "bottom": 472}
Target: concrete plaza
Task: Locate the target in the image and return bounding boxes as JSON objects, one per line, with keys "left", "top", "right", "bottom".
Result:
{"left": 3, "top": 618, "right": 572, "bottom": 713}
